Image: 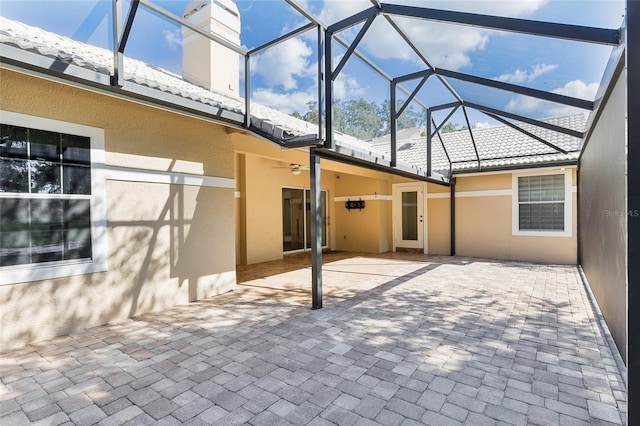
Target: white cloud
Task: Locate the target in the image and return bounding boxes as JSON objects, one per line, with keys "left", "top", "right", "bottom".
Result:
{"left": 163, "top": 29, "right": 181, "bottom": 52}
{"left": 252, "top": 38, "right": 314, "bottom": 90}
{"left": 312, "top": 0, "right": 546, "bottom": 70}
{"left": 506, "top": 79, "right": 599, "bottom": 117}
{"left": 497, "top": 63, "right": 558, "bottom": 84}
{"left": 474, "top": 121, "right": 492, "bottom": 129}
{"left": 251, "top": 67, "right": 365, "bottom": 113}
{"left": 424, "top": 0, "right": 547, "bottom": 17}
{"left": 334, "top": 73, "right": 364, "bottom": 99}
{"left": 552, "top": 80, "right": 599, "bottom": 99}
{"left": 406, "top": 25, "right": 488, "bottom": 70}
{"left": 250, "top": 0, "right": 551, "bottom": 109}
{"left": 251, "top": 71, "right": 364, "bottom": 114}
{"left": 506, "top": 96, "right": 541, "bottom": 113}
{"left": 315, "top": 0, "right": 547, "bottom": 25}
{"left": 252, "top": 88, "right": 316, "bottom": 114}
{"left": 354, "top": 18, "right": 488, "bottom": 70}
{"left": 317, "top": 0, "right": 373, "bottom": 26}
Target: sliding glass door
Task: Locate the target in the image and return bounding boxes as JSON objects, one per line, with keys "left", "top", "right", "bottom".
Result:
{"left": 282, "top": 188, "right": 327, "bottom": 253}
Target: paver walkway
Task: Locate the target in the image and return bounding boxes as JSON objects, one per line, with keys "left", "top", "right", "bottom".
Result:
{"left": 0, "top": 253, "right": 627, "bottom": 425}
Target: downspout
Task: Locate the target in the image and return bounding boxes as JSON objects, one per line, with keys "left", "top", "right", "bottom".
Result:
{"left": 450, "top": 177, "right": 456, "bottom": 256}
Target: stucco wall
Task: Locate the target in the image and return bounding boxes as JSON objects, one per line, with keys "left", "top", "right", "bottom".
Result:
{"left": 233, "top": 140, "right": 338, "bottom": 265}
{"left": 334, "top": 175, "right": 392, "bottom": 253}
{"left": 427, "top": 183, "right": 451, "bottom": 255}
{"left": 0, "top": 69, "right": 236, "bottom": 349}
{"left": 234, "top": 133, "right": 578, "bottom": 265}
{"left": 432, "top": 171, "right": 577, "bottom": 264}
{"left": 234, "top": 136, "right": 399, "bottom": 263}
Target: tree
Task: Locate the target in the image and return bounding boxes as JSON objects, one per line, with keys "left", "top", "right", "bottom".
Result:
{"left": 290, "top": 97, "right": 428, "bottom": 140}
{"left": 302, "top": 101, "right": 319, "bottom": 124}
{"left": 290, "top": 101, "right": 319, "bottom": 124}
{"left": 440, "top": 122, "right": 467, "bottom": 133}
{"left": 338, "top": 99, "right": 383, "bottom": 140}
{"left": 379, "top": 99, "right": 425, "bottom": 135}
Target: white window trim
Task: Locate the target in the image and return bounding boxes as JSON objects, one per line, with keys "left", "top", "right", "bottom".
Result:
{"left": 0, "top": 111, "right": 107, "bottom": 285}
{"left": 511, "top": 169, "right": 573, "bottom": 238}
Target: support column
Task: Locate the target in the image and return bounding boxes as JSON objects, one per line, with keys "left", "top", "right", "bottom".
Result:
{"left": 244, "top": 54, "right": 251, "bottom": 128}
{"left": 111, "top": 0, "right": 123, "bottom": 86}
{"left": 450, "top": 177, "right": 456, "bottom": 256}
{"left": 317, "top": 25, "right": 324, "bottom": 141}
{"left": 324, "top": 30, "right": 333, "bottom": 149}
{"left": 627, "top": 0, "right": 639, "bottom": 422}
{"left": 111, "top": 0, "right": 139, "bottom": 87}
{"left": 310, "top": 148, "right": 323, "bottom": 309}
{"left": 426, "top": 108, "right": 432, "bottom": 176}
{"left": 390, "top": 80, "right": 397, "bottom": 167}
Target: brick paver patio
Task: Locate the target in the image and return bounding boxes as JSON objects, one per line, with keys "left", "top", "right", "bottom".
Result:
{"left": 0, "top": 253, "right": 627, "bottom": 425}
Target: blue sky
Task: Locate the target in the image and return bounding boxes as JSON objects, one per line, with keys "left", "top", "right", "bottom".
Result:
{"left": 0, "top": 0, "right": 626, "bottom": 128}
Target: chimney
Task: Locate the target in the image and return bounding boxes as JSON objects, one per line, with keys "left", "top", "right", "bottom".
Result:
{"left": 182, "top": 0, "right": 240, "bottom": 97}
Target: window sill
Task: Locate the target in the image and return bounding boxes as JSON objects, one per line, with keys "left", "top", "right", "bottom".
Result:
{"left": 512, "top": 230, "right": 573, "bottom": 238}
{"left": 0, "top": 259, "right": 107, "bottom": 286}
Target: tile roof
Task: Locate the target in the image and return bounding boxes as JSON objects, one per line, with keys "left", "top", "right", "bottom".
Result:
{"left": 0, "top": 17, "right": 363, "bottom": 148}
{"left": 1, "top": 17, "right": 584, "bottom": 177}
{"left": 370, "top": 113, "right": 586, "bottom": 175}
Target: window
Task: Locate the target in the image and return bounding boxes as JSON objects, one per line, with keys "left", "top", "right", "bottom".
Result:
{"left": 512, "top": 170, "right": 572, "bottom": 237}
{"left": 0, "top": 111, "right": 106, "bottom": 284}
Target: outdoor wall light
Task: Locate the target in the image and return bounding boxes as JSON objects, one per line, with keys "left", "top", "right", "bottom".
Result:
{"left": 345, "top": 200, "right": 365, "bottom": 211}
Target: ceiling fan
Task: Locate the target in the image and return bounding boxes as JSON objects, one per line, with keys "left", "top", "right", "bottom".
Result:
{"left": 272, "top": 163, "right": 310, "bottom": 175}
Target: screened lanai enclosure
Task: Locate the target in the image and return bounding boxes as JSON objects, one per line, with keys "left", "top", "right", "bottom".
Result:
{"left": 0, "top": 0, "right": 638, "bottom": 421}
{"left": 0, "top": 0, "right": 622, "bottom": 178}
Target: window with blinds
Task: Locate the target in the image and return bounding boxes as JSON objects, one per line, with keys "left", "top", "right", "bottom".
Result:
{"left": 517, "top": 174, "right": 565, "bottom": 231}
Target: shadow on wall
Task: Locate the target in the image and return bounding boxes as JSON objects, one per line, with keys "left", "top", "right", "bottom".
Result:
{"left": 0, "top": 165, "right": 235, "bottom": 350}
{"left": 169, "top": 181, "right": 236, "bottom": 302}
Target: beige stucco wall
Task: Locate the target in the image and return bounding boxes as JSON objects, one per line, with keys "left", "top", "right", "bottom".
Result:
{"left": 334, "top": 175, "right": 392, "bottom": 253}
{"left": 233, "top": 133, "right": 577, "bottom": 265}
{"left": 233, "top": 134, "right": 339, "bottom": 264}
{"left": 0, "top": 69, "right": 236, "bottom": 350}
{"left": 234, "top": 134, "right": 400, "bottom": 262}
{"left": 456, "top": 173, "right": 512, "bottom": 191}
{"left": 452, "top": 171, "right": 577, "bottom": 264}
{"left": 427, "top": 183, "right": 451, "bottom": 255}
